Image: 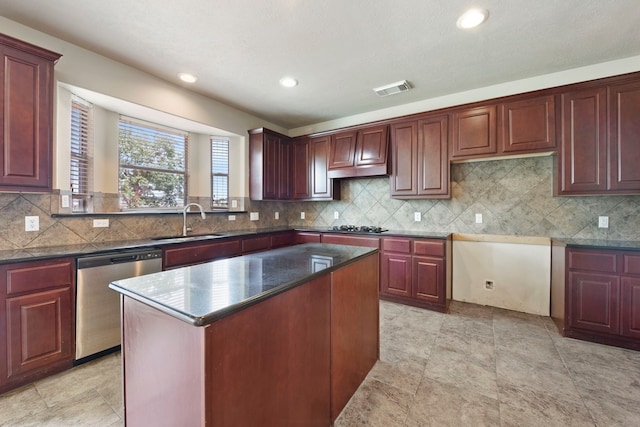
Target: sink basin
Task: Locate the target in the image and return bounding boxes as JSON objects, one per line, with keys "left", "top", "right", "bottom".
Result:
{"left": 151, "top": 233, "right": 224, "bottom": 241}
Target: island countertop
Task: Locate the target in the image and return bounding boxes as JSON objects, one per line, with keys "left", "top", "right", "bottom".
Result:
{"left": 109, "top": 243, "right": 377, "bottom": 326}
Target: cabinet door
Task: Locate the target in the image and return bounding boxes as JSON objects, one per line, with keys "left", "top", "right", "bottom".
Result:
{"left": 390, "top": 121, "right": 418, "bottom": 196}
{"left": 328, "top": 131, "right": 357, "bottom": 175}
{"left": 417, "top": 115, "right": 449, "bottom": 197}
{"left": 262, "top": 132, "right": 281, "bottom": 199}
{"left": 621, "top": 277, "right": 640, "bottom": 339}
{"left": 609, "top": 81, "right": 640, "bottom": 192}
{"left": 291, "top": 140, "right": 311, "bottom": 199}
{"left": 559, "top": 88, "right": 607, "bottom": 194}
{"left": 310, "top": 135, "right": 333, "bottom": 199}
{"left": 568, "top": 271, "right": 619, "bottom": 334}
{"left": 6, "top": 288, "right": 72, "bottom": 379}
{"left": 0, "top": 39, "right": 59, "bottom": 191}
{"left": 451, "top": 105, "right": 497, "bottom": 158}
{"left": 500, "top": 95, "right": 556, "bottom": 153}
{"left": 355, "top": 125, "right": 389, "bottom": 167}
{"left": 380, "top": 253, "right": 412, "bottom": 298}
{"left": 278, "top": 140, "right": 291, "bottom": 199}
{"left": 412, "top": 256, "right": 445, "bottom": 305}
{"left": 389, "top": 121, "right": 417, "bottom": 196}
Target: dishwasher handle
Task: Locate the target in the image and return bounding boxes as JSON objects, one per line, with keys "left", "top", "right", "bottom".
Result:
{"left": 110, "top": 254, "right": 139, "bottom": 264}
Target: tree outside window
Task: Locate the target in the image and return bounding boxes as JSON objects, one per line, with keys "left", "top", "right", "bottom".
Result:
{"left": 118, "top": 117, "right": 188, "bottom": 210}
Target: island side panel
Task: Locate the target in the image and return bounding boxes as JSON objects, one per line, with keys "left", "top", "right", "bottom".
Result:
{"left": 330, "top": 252, "right": 380, "bottom": 421}
{"left": 122, "top": 297, "right": 205, "bottom": 427}
{"left": 205, "top": 275, "right": 331, "bottom": 427}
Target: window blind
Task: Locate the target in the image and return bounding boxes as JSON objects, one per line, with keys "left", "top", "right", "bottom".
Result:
{"left": 70, "top": 98, "right": 93, "bottom": 212}
{"left": 211, "top": 137, "right": 229, "bottom": 208}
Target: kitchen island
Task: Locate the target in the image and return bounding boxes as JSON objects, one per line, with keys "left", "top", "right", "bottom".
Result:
{"left": 109, "top": 243, "right": 379, "bottom": 426}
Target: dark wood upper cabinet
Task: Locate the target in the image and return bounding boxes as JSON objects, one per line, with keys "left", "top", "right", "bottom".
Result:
{"left": 291, "top": 139, "right": 311, "bottom": 200}
{"left": 558, "top": 87, "right": 608, "bottom": 194}
{"left": 390, "top": 115, "right": 450, "bottom": 198}
{"left": 451, "top": 105, "right": 497, "bottom": 158}
{"left": 0, "top": 34, "right": 61, "bottom": 192}
{"left": 291, "top": 136, "right": 340, "bottom": 201}
{"left": 310, "top": 135, "right": 339, "bottom": 199}
{"left": 328, "top": 131, "right": 357, "bottom": 174}
{"left": 249, "top": 128, "right": 291, "bottom": 200}
{"left": 328, "top": 125, "right": 389, "bottom": 178}
{"left": 451, "top": 95, "right": 556, "bottom": 161}
{"left": 499, "top": 95, "right": 556, "bottom": 153}
{"left": 609, "top": 80, "right": 640, "bottom": 192}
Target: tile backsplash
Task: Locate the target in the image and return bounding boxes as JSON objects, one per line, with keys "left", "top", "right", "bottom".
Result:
{"left": 1, "top": 156, "right": 638, "bottom": 250}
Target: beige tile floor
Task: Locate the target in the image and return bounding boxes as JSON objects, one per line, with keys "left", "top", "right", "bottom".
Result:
{"left": 2, "top": 300, "right": 640, "bottom": 426}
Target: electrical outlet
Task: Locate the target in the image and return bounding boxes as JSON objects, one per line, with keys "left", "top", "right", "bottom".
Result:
{"left": 61, "top": 194, "right": 70, "bottom": 208}
{"left": 275, "top": 212, "right": 279, "bottom": 220}
{"left": 598, "top": 216, "right": 609, "bottom": 228}
{"left": 231, "top": 200, "right": 238, "bottom": 208}
{"left": 334, "top": 211, "right": 339, "bottom": 220}
{"left": 300, "top": 212, "right": 305, "bottom": 220}
{"left": 25, "top": 216, "right": 39, "bottom": 231}
{"left": 250, "top": 212, "right": 259, "bottom": 221}
{"left": 228, "top": 215, "right": 236, "bottom": 221}
{"left": 475, "top": 213, "right": 483, "bottom": 224}
{"left": 484, "top": 280, "right": 494, "bottom": 290}
{"left": 92, "top": 219, "right": 109, "bottom": 228}
{"left": 414, "top": 212, "right": 421, "bottom": 222}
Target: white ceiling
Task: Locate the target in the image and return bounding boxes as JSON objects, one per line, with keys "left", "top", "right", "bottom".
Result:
{"left": 2, "top": 0, "right": 640, "bottom": 129}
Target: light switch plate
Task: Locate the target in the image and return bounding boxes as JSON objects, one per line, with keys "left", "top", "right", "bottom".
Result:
{"left": 334, "top": 211, "right": 339, "bottom": 220}
{"left": 61, "top": 194, "right": 70, "bottom": 208}
{"left": 475, "top": 213, "right": 483, "bottom": 224}
{"left": 231, "top": 200, "right": 238, "bottom": 208}
{"left": 300, "top": 212, "right": 305, "bottom": 220}
{"left": 250, "top": 212, "right": 259, "bottom": 221}
{"left": 275, "top": 212, "right": 279, "bottom": 220}
{"left": 228, "top": 215, "right": 236, "bottom": 221}
{"left": 414, "top": 212, "right": 421, "bottom": 222}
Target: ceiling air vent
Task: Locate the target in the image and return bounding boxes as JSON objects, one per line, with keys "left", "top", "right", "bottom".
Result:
{"left": 373, "top": 80, "right": 412, "bottom": 97}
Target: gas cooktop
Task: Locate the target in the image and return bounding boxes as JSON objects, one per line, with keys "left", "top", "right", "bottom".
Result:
{"left": 330, "top": 225, "right": 388, "bottom": 233}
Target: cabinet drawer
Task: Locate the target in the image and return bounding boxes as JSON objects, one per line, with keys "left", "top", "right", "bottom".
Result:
{"left": 382, "top": 238, "right": 411, "bottom": 254}
{"left": 321, "top": 234, "right": 380, "bottom": 248}
{"left": 413, "top": 240, "right": 445, "bottom": 257}
{"left": 242, "top": 236, "right": 270, "bottom": 253}
{"left": 623, "top": 253, "right": 640, "bottom": 276}
{"left": 270, "top": 232, "right": 295, "bottom": 249}
{"left": 4, "top": 259, "right": 73, "bottom": 296}
{"left": 568, "top": 249, "right": 618, "bottom": 273}
{"left": 296, "top": 232, "right": 322, "bottom": 243}
{"left": 164, "top": 240, "right": 241, "bottom": 269}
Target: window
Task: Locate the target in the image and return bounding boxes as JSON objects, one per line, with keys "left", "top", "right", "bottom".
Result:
{"left": 118, "top": 117, "right": 188, "bottom": 210}
{"left": 211, "top": 137, "right": 229, "bottom": 209}
{"left": 70, "top": 97, "right": 93, "bottom": 212}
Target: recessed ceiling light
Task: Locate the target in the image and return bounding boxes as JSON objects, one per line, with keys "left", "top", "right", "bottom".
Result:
{"left": 178, "top": 73, "right": 198, "bottom": 83}
{"left": 456, "top": 8, "right": 489, "bottom": 29}
{"left": 279, "top": 77, "right": 298, "bottom": 88}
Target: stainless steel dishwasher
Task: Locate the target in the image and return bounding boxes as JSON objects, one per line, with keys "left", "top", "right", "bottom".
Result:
{"left": 76, "top": 248, "right": 163, "bottom": 363}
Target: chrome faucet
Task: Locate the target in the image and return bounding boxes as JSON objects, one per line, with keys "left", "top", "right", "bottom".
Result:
{"left": 182, "top": 203, "right": 206, "bottom": 236}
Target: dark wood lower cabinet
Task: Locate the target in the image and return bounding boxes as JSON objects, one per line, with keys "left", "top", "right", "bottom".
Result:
{"left": 380, "top": 236, "right": 451, "bottom": 312}
{"left": 0, "top": 258, "right": 74, "bottom": 394}
{"left": 554, "top": 246, "right": 640, "bottom": 351}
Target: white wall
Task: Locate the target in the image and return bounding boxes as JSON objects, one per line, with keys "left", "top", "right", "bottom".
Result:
{"left": 452, "top": 234, "right": 551, "bottom": 315}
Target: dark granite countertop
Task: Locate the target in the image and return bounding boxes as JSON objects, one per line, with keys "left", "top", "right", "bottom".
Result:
{"left": 553, "top": 238, "right": 640, "bottom": 251}
{"left": 0, "top": 227, "right": 450, "bottom": 265}
{"left": 109, "top": 243, "right": 377, "bottom": 326}
{"left": 295, "top": 227, "right": 450, "bottom": 240}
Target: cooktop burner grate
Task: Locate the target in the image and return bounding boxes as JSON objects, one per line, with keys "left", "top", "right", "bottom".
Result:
{"left": 331, "top": 225, "right": 387, "bottom": 233}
